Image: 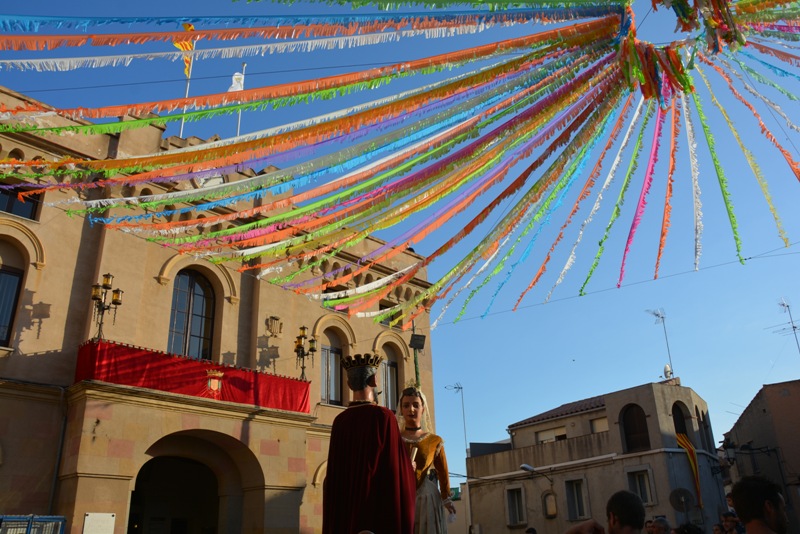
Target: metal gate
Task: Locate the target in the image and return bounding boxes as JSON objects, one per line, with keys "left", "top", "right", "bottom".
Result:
{"left": 0, "top": 516, "right": 65, "bottom": 534}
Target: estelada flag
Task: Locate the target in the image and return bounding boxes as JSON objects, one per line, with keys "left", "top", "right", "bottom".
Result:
{"left": 173, "top": 23, "right": 196, "bottom": 78}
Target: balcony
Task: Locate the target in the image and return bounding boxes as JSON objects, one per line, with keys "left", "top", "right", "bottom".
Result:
{"left": 75, "top": 339, "right": 310, "bottom": 413}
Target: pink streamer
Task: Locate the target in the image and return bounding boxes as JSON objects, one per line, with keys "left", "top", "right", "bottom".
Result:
{"left": 616, "top": 99, "right": 667, "bottom": 287}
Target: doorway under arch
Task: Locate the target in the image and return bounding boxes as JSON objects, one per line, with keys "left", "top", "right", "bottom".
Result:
{"left": 128, "top": 456, "right": 218, "bottom": 534}
{"left": 128, "top": 429, "right": 266, "bottom": 534}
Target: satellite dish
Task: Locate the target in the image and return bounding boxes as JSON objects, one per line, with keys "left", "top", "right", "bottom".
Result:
{"left": 669, "top": 488, "right": 695, "bottom": 511}
{"left": 664, "top": 363, "right": 673, "bottom": 379}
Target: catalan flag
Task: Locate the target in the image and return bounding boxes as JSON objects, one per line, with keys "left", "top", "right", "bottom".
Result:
{"left": 676, "top": 433, "right": 703, "bottom": 508}
{"left": 172, "top": 23, "right": 195, "bottom": 78}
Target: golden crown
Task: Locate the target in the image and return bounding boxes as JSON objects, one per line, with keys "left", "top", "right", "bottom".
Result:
{"left": 340, "top": 353, "right": 383, "bottom": 370}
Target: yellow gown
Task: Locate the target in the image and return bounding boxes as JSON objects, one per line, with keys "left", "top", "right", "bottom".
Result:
{"left": 403, "top": 432, "right": 452, "bottom": 534}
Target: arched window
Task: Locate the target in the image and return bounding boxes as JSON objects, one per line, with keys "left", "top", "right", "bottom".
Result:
{"left": 672, "top": 402, "right": 691, "bottom": 440}
{"left": 621, "top": 404, "right": 650, "bottom": 453}
{"left": 167, "top": 270, "right": 215, "bottom": 360}
{"left": 0, "top": 240, "right": 25, "bottom": 347}
{"left": 320, "top": 329, "right": 343, "bottom": 405}
{"left": 695, "top": 407, "right": 709, "bottom": 451}
{"left": 380, "top": 344, "right": 400, "bottom": 411}
{"left": 702, "top": 410, "right": 714, "bottom": 452}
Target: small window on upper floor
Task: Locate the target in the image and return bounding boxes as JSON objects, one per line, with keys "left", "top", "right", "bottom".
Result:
{"left": 536, "top": 426, "right": 567, "bottom": 444}
{"left": 1, "top": 189, "right": 42, "bottom": 221}
{"left": 323, "top": 285, "right": 349, "bottom": 315}
{"left": 590, "top": 417, "right": 609, "bottom": 433}
{"left": 379, "top": 300, "right": 401, "bottom": 329}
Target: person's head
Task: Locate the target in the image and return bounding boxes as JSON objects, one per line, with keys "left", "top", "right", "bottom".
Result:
{"left": 674, "top": 523, "right": 703, "bottom": 534}
{"left": 721, "top": 511, "right": 738, "bottom": 532}
{"left": 731, "top": 476, "right": 788, "bottom": 534}
{"left": 525, "top": 528, "right": 537, "bottom": 534}
{"left": 606, "top": 491, "right": 645, "bottom": 533}
{"left": 712, "top": 523, "right": 724, "bottom": 534}
{"left": 644, "top": 520, "right": 654, "bottom": 534}
{"left": 341, "top": 353, "right": 382, "bottom": 393}
{"left": 726, "top": 492, "right": 734, "bottom": 509}
{"left": 396, "top": 386, "right": 432, "bottom": 431}
{"left": 652, "top": 517, "right": 671, "bottom": 534}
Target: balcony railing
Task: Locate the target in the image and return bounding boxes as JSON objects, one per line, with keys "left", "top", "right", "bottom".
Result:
{"left": 75, "top": 339, "right": 310, "bottom": 413}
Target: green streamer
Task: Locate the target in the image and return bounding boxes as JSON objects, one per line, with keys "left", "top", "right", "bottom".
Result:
{"left": 579, "top": 99, "right": 654, "bottom": 296}
{"left": 689, "top": 74, "right": 744, "bottom": 264}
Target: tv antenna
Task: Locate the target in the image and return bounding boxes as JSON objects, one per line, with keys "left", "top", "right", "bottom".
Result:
{"left": 777, "top": 298, "right": 800, "bottom": 358}
{"left": 647, "top": 308, "right": 674, "bottom": 378}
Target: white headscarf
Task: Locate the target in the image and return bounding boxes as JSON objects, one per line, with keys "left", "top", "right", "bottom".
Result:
{"left": 396, "top": 386, "right": 433, "bottom": 433}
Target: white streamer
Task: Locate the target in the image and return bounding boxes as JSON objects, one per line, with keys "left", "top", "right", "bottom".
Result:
{"left": 680, "top": 89, "right": 703, "bottom": 271}
{"left": 0, "top": 27, "right": 503, "bottom": 72}
{"left": 545, "top": 95, "right": 646, "bottom": 302}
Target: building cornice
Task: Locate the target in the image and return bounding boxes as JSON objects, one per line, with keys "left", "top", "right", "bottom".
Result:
{"left": 68, "top": 380, "right": 316, "bottom": 426}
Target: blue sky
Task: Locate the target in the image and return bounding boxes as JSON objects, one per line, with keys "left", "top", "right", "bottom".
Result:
{"left": 3, "top": 0, "right": 799, "bottom": 490}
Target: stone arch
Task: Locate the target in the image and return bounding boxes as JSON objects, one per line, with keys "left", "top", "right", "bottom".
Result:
{"left": 157, "top": 254, "right": 238, "bottom": 304}
{"left": 672, "top": 401, "right": 692, "bottom": 441}
{"left": 619, "top": 403, "right": 650, "bottom": 453}
{"left": 136, "top": 429, "right": 266, "bottom": 533}
{"left": 311, "top": 314, "right": 356, "bottom": 349}
{"left": 0, "top": 218, "right": 45, "bottom": 269}
{"left": 372, "top": 330, "right": 410, "bottom": 361}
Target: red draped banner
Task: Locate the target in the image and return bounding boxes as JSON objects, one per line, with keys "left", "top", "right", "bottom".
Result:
{"left": 75, "top": 340, "right": 310, "bottom": 413}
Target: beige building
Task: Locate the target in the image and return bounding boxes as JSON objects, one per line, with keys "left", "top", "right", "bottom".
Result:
{"left": 465, "top": 379, "right": 725, "bottom": 534}
{"left": 723, "top": 379, "right": 800, "bottom": 532}
{"left": 0, "top": 85, "right": 435, "bottom": 533}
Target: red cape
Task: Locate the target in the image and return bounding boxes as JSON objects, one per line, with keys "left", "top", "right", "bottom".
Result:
{"left": 323, "top": 404, "right": 416, "bottom": 534}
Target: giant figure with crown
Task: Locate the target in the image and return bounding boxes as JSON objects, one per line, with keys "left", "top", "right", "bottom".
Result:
{"left": 323, "top": 352, "right": 417, "bottom": 534}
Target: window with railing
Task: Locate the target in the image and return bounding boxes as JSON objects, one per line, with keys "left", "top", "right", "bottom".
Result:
{"left": 321, "top": 343, "right": 343, "bottom": 406}
{"left": 379, "top": 348, "right": 399, "bottom": 411}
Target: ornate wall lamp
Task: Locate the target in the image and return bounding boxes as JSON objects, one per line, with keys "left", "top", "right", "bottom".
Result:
{"left": 294, "top": 325, "right": 316, "bottom": 381}
{"left": 265, "top": 316, "right": 283, "bottom": 338}
{"left": 91, "top": 273, "right": 123, "bottom": 340}
{"left": 256, "top": 315, "right": 283, "bottom": 372}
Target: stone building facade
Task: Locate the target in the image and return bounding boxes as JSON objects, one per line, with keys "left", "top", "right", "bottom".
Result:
{"left": 465, "top": 379, "right": 725, "bottom": 534}
{"left": 0, "top": 86, "right": 434, "bottom": 533}
{"left": 724, "top": 379, "right": 800, "bottom": 533}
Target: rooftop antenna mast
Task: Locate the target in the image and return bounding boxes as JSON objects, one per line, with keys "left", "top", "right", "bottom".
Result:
{"left": 647, "top": 308, "right": 674, "bottom": 378}
{"left": 778, "top": 298, "right": 800, "bottom": 358}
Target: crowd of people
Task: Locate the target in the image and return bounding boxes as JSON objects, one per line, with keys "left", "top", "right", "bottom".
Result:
{"left": 320, "top": 352, "right": 789, "bottom": 534}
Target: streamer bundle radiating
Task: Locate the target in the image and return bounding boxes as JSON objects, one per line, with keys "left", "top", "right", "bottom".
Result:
{"left": 1, "top": 0, "right": 799, "bottom": 327}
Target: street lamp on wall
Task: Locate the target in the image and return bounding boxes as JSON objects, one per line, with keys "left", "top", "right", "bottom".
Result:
{"left": 294, "top": 325, "right": 316, "bottom": 381}
{"left": 265, "top": 316, "right": 283, "bottom": 338}
{"left": 91, "top": 273, "right": 124, "bottom": 340}
{"left": 520, "top": 463, "right": 554, "bottom": 485}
